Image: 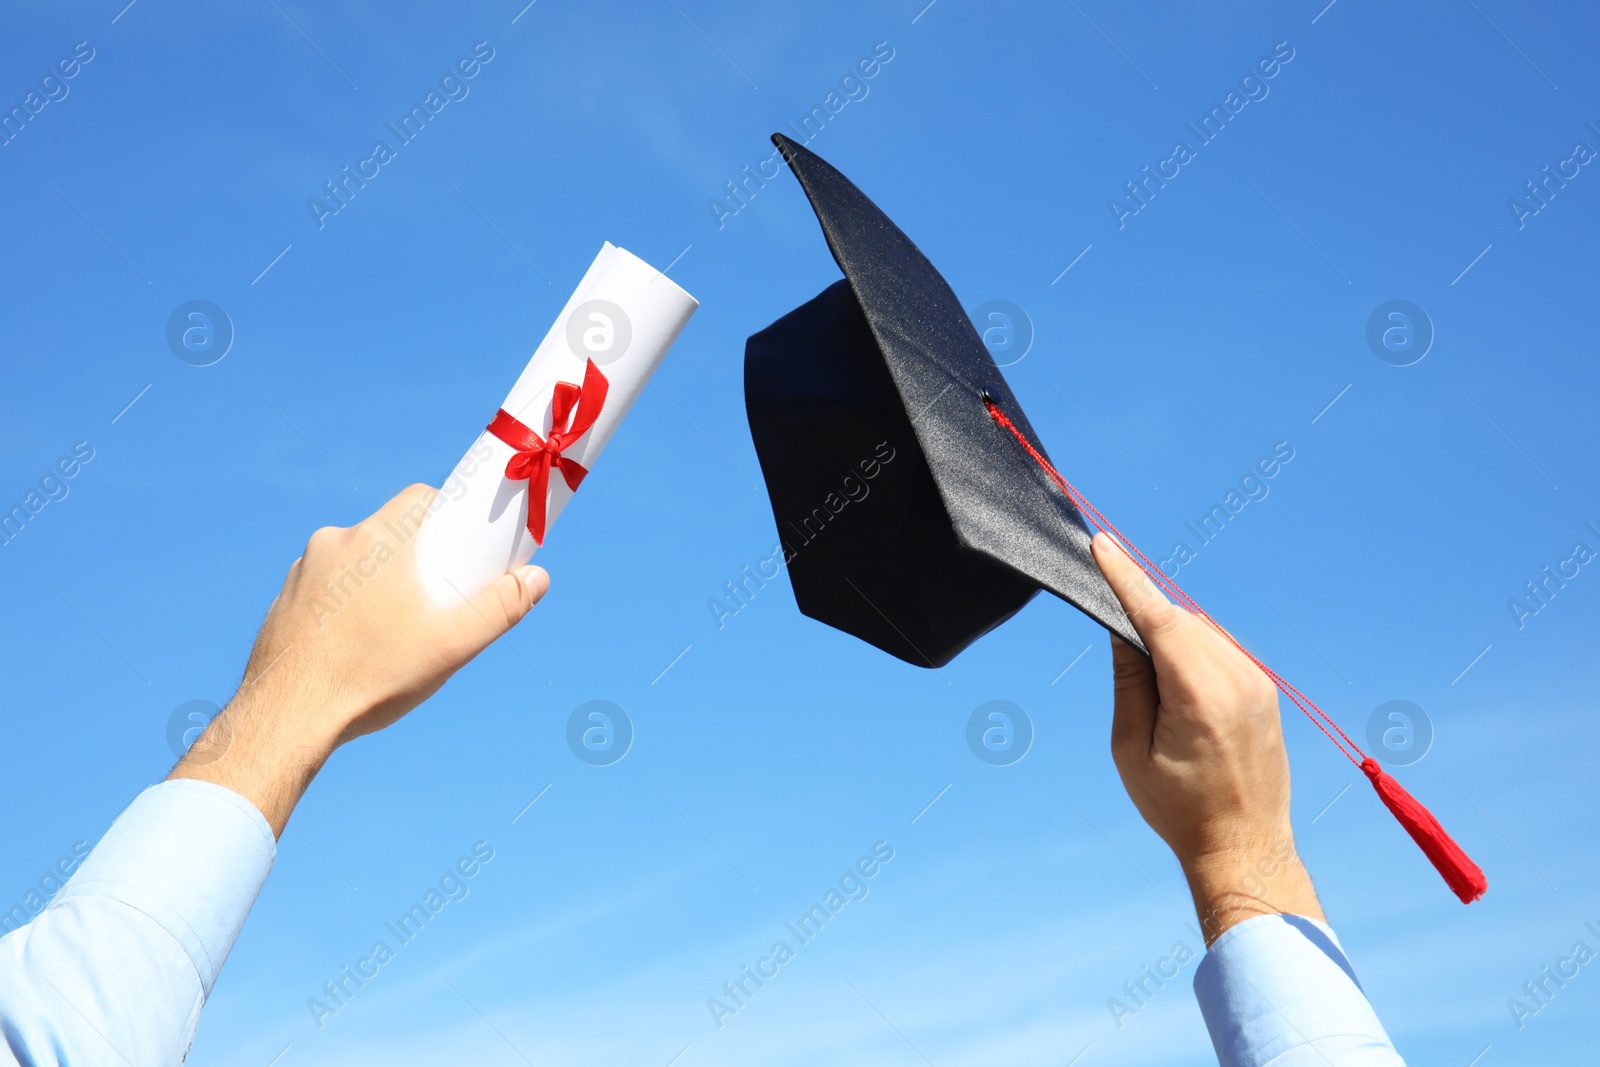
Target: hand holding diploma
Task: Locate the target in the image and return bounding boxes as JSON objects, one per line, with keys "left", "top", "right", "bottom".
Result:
{"left": 171, "top": 484, "right": 551, "bottom": 835}
{"left": 167, "top": 243, "right": 697, "bottom": 829}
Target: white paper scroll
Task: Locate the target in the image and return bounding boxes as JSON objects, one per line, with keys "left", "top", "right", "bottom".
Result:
{"left": 415, "top": 243, "right": 698, "bottom": 606}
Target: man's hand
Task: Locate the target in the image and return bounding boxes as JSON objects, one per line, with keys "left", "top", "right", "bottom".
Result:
{"left": 1091, "top": 532, "right": 1323, "bottom": 944}
{"left": 169, "top": 484, "right": 549, "bottom": 836}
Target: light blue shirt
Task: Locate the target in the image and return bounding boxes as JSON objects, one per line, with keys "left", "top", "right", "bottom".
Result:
{"left": 1193, "top": 913, "right": 1405, "bottom": 1065}
{"left": 0, "top": 781, "right": 1401, "bottom": 1065}
{"left": 0, "top": 780, "right": 275, "bottom": 1067}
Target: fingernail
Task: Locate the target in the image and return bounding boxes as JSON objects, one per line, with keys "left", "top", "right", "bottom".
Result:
{"left": 519, "top": 565, "right": 550, "bottom": 598}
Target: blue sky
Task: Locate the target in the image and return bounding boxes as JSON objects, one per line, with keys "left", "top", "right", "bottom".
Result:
{"left": 2, "top": 1, "right": 1598, "bottom": 1064}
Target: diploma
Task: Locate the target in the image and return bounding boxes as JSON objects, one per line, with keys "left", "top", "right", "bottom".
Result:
{"left": 415, "top": 243, "right": 698, "bottom": 606}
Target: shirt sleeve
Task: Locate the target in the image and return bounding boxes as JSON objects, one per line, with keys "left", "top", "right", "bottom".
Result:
{"left": 1192, "top": 913, "right": 1405, "bottom": 1066}
{"left": 0, "top": 779, "right": 276, "bottom": 1067}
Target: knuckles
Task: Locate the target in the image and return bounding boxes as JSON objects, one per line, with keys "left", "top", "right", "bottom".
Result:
{"left": 1135, "top": 597, "right": 1182, "bottom": 635}
{"left": 1248, "top": 671, "right": 1280, "bottom": 709}
{"left": 354, "top": 484, "right": 437, "bottom": 540}
{"left": 395, "top": 483, "right": 437, "bottom": 513}
{"left": 304, "top": 525, "right": 348, "bottom": 557}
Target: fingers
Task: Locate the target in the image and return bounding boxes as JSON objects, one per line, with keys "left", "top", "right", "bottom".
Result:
{"left": 1091, "top": 532, "right": 1188, "bottom": 657}
{"left": 1108, "top": 634, "right": 1158, "bottom": 768}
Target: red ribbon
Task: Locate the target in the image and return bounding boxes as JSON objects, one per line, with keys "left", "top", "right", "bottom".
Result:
{"left": 486, "top": 359, "right": 610, "bottom": 545}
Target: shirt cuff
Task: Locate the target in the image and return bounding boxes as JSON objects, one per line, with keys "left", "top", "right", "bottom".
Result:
{"left": 55, "top": 778, "right": 276, "bottom": 995}
{"left": 1192, "top": 913, "right": 1404, "bottom": 1066}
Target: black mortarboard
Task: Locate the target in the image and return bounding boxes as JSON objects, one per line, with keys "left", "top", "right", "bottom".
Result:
{"left": 743, "top": 133, "right": 1142, "bottom": 668}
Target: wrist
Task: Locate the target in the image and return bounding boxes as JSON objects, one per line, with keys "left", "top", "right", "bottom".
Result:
{"left": 225, "top": 681, "right": 353, "bottom": 758}
{"left": 168, "top": 686, "right": 350, "bottom": 837}
{"left": 1181, "top": 834, "right": 1324, "bottom": 946}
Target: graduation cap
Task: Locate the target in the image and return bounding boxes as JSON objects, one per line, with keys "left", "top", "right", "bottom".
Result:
{"left": 743, "top": 133, "right": 1141, "bottom": 669}
{"left": 743, "top": 133, "right": 1488, "bottom": 905}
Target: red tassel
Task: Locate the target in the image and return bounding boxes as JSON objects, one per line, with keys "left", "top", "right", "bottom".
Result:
{"left": 1361, "top": 759, "right": 1487, "bottom": 903}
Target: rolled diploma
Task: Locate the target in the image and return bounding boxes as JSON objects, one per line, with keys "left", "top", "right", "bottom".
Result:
{"left": 415, "top": 242, "right": 698, "bottom": 606}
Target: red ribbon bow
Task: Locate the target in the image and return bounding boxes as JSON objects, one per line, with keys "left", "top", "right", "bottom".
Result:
{"left": 486, "top": 359, "right": 610, "bottom": 545}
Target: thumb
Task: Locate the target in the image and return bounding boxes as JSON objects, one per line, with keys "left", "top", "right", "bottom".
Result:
{"left": 458, "top": 565, "right": 550, "bottom": 648}
{"left": 1091, "top": 532, "right": 1186, "bottom": 656}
